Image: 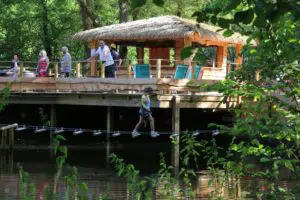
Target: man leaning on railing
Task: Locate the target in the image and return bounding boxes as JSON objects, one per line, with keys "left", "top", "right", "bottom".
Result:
{"left": 87, "top": 40, "right": 115, "bottom": 78}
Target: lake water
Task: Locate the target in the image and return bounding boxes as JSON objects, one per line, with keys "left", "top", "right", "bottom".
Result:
{"left": 0, "top": 136, "right": 246, "bottom": 200}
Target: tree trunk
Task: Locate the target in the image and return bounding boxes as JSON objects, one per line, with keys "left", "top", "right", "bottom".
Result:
{"left": 118, "top": 0, "right": 129, "bottom": 60}
{"left": 77, "top": 0, "right": 99, "bottom": 57}
{"left": 40, "top": 0, "right": 52, "bottom": 59}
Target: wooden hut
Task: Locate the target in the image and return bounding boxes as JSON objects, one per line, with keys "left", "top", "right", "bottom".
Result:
{"left": 73, "top": 15, "right": 250, "bottom": 80}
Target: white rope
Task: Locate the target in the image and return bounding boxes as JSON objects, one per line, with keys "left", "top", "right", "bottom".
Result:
{"left": 0, "top": 123, "right": 218, "bottom": 137}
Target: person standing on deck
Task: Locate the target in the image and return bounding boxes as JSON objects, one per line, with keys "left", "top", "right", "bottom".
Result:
{"left": 60, "top": 47, "right": 72, "bottom": 77}
{"left": 110, "top": 43, "right": 122, "bottom": 77}
{"left": 37, "top": 50, "right": 49, "bottom": 77}
{"left": 88, "top": 40, "right": 115, "bottom": 78}
{"left": 8, "top": 54, "right": 21, "bottom": 77}
{"left": 132, "top": 87, "right": 160, "bottom": 138}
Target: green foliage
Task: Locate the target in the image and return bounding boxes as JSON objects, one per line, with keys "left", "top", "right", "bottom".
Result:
{"left": 110, "top": 153, "right": 154, "bottom": 200}
{"left": 130, "top": 0, "right": 147, "bottom": 10}
{"left": 157, "top": 153, "right": 180, "bottom": 199}
{"left": 18, "top": 165, "right": 36, "bottom": 200}
{"left": 0, "top": 85, "right": 10, "bottom": 111}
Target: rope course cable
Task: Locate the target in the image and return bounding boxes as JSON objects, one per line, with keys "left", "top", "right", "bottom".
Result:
{"left": 0, "top": 123, "right": 219, "bottom": 137}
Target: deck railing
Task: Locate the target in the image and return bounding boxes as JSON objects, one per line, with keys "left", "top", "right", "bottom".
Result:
{"left": 0, "top": 59, "right": 241, "bottom": 80}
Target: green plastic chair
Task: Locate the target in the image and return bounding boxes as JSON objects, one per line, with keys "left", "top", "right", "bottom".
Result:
{"left": 174, "top": 64, "right": 189, "bottom": 79}
{"left": 132, "top": 64, "right": 151, "bottom": 78}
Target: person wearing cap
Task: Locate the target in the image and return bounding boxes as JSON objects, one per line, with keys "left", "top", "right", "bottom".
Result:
{"left": 88, "top": 40, "right": 115, "bottom": 78}
{"left": 61, "top": 47, "right": 72, "bottom": 77}
{"left": 110, "top": 43, "right": 122, "bottom": 76}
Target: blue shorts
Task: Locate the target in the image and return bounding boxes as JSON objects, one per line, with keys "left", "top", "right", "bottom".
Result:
{"left": 139, "top": 107, "right": 151, "bottom": 117}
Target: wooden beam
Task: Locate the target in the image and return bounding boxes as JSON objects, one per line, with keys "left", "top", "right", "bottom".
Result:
{"left": 106, "top": 106, "right": 112, "bottom": 166}
{"left": 175, "top": 39, "right": 184, "bottom": 66}
{"left": 156, "top": 59, "right": 161, "bottom": 79}
{"left": 91, "top": 40, "right": 98, "bottom": 76}
{"left": 1, "top": 130, "right": 7, "bottom": 149}
{"left": 236, "top": 44, "right": 243, "bottom": 68}
{"left": 137, "top": 47, "right": 144, "bottom": 64}
{"left": 172, "top": 96, "right": 180, "bottom": 177}
{"left": 0, "top": 123, "right": 18, "bottom": 130}
{"left": 9, "top": 128, "right": 14, "bottom": 149}
{"left": 216, "top": 46, "right": 224, "bottom": 68}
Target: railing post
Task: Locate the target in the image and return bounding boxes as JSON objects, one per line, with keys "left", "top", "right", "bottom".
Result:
{"left": 156, "top": 59, "right": 161, "bottom": 79}
{"left": 127, "top": 60, "right": 131, "bottom": 79}
{"left": 54, "top": 63, "right": 59, "bottom": 78}
{"left": 1, "top": 130, "right": 7, "bottom": 150}
{"left": 9, "top": 128, "right": 14, "bottom": 149}
{"left": 99, "top": 61, "right": 105, "bottom": 78}
{"left": 76, "top": 62, "right": 81, "bottom": 78}
{"left": 19, "top": 63, "right": 24, "bottom": 78}
{"left": 226, "top": 63, "right": 230, "bottom": 75}
{"left": 192, "top": 62, "right": 196, "bottom": 80}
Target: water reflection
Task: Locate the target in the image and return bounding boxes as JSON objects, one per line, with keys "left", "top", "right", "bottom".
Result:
{"left": 1, "top": 144, "right": 293, "bottom": 199}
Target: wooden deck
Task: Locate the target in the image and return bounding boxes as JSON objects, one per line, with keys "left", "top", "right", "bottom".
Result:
{"left": 0, "top": 77, "right": 238, "bottom": 109}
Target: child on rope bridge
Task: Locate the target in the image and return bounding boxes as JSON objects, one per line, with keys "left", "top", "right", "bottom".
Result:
{"left": 132, "top": 87, "right": 160, "bottom": 138}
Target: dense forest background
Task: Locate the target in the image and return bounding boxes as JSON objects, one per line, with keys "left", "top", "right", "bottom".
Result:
{"left": 0, "top": 0, "right": 211, "bottom": 62}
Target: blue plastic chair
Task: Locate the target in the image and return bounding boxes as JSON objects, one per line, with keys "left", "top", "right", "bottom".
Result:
{"left": 188, "top": 65, "right": 202, "bottom": 80}
{"left": 132, "top": 64, "right": 151, "bottom": 78}
{"left": 174, "top": 64, "right": 189, "bottom": 79}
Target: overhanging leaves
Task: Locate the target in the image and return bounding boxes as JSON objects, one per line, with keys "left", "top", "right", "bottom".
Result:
{"left": 130, "top": 0, "right": 147, "bottom": 10}
{"left": 152, "top": 0, "right": 165, "bottom": 7}
{"left": 180, "top": 47, "right": 194, "bottom": 60}
{"left": 234, "top": 9, "right": 254, "bottom": 24}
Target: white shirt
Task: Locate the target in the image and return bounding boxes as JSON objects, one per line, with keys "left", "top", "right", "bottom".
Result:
{"left": 95, "top": 45, "right": 114, "bottom": 66}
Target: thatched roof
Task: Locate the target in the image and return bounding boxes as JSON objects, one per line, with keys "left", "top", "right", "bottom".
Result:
{"left": 72, "top": 15, "right": 250, "bottom": 45}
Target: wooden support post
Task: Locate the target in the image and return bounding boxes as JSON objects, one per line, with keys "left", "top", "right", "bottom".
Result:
{"left": 100, "top": 61, "right": 105, "bottom": 78}
{"left": 175, "top": 40, "right": 184, "bottom": 66}
{"left": 9, "top": 128, "right": 14, "bottom": 149}
{"left": 127, "top": 61, "right": 131, "bottom": 79}
{"left": 192, "top": 62, "right": 197, "bottom": 80}
{"left": 50, "top": 104, "right": 57, "bottom": 153}
{"left": 8, "top": 150, "right": 14, "bottom": 174}
{"left": 156, "top": 59, "right": 161, "bottom": 79}
{"left": 19, "top": 63, "right": 24, "bottom": 78}
{"left": 54, "top": 63, "right": 59, "bottom": 78}
{"left": 236, "top": 44, "right": 243, "bottom": 69}
{"left": 50, "top": 105, "right": 57, "bottom": 127}
{"left": 216, "top": 46, "right": 224, "bottom": 68}
{"left": 172, "top": 96, "right": 180, "bottom": 177}
{"left": 1, "top": 130, "right": 7, "bottom": 149}
{"left": 76, "top": 62, "right": 81, "bottom": 78}
{"left": 137, "top": 47, "right": 144, "bottom": 64}
{"left": 226, "top": 63, "right": 231, "bottom": 75}
{"left": 106, "top": 106, "right": 112, "bottom": 166}
{"left": 90, "top": 40, "right": 98, "bottom": 76}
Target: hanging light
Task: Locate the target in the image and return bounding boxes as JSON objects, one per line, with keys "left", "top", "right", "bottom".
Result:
{"left": 54, "top": 128, "right": 64, "bottom": 134}
{"left": 16, "top": 125, "right": 26, "bottom": 131}
{"left": 93, "top": 130, "right": 102, "bottom": 136}
{"left": 73, "top": 129, "right": 83, "bottom": 135}
{"left": 34, "top": 126, "right": 47, "bottom": 133}
{"left": 112, "top": 131, "right": 121, "bottom": 137}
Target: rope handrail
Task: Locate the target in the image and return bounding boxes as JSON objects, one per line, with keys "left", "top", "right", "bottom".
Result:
{"left": 0, "top": 123, "right": 217, "bottom": 136}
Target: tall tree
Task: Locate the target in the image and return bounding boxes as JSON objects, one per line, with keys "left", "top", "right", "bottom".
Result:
{"left": 119, "top": 0, "right": 129, "bottom": 59}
